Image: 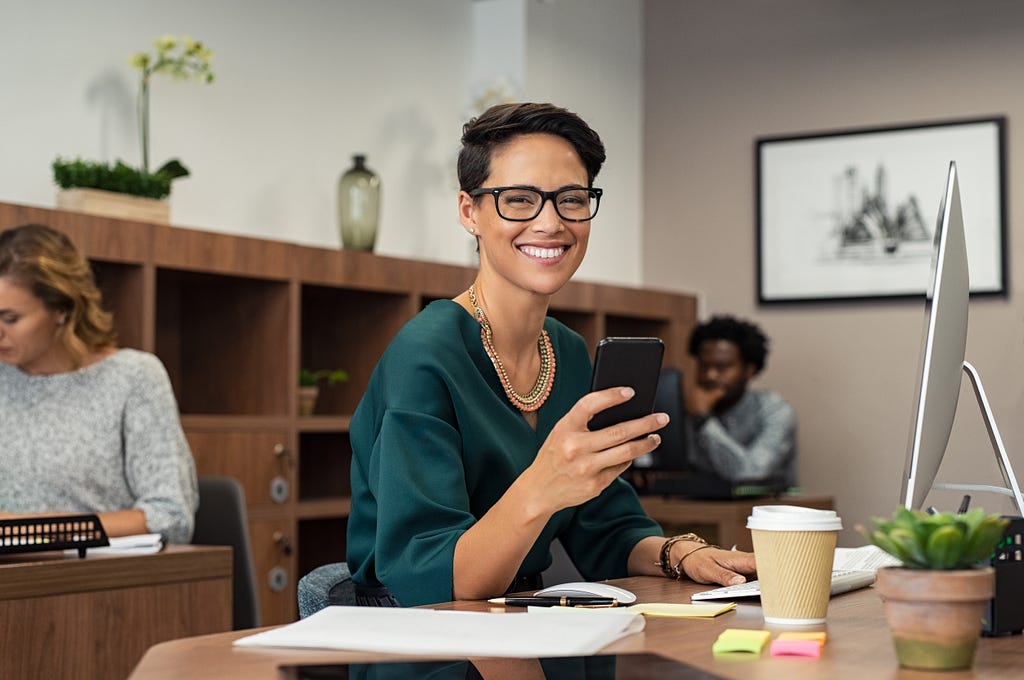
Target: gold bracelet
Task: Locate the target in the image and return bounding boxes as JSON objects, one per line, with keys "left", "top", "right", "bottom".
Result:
{"left": 673, "top": 544, "right": 716, "bottom": 580}
{"left": 656, "top": 533, "right": 707, "bottom": 579}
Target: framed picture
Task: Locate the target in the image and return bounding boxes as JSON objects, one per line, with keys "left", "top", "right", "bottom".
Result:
{"left": 756, "top": 117, "right": 1006, "bottom": 304}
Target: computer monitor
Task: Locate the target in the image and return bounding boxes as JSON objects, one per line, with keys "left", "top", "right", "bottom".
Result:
{"left": 900, "top": 162, "right": 1024, "bottom": 514}
{"left": 900, "top": 162, "right": 969, "bottom": 511}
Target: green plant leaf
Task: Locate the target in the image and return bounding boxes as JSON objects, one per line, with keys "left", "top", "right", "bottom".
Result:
{"left": 925, "top": 524, "right": 965, "bottom": 569}
{"left": 155, "top": 158, "right": 190, "bottom": 179}
{"left": 962, "top": 515, "right": 1010, "bottom": 565}
{"left": 888, "top": 527, "right": 929, "bottom": 568}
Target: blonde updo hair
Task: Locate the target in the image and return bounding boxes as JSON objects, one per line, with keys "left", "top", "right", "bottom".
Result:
{"left": 0, "top": 224, "right": 116, "bottom": 366}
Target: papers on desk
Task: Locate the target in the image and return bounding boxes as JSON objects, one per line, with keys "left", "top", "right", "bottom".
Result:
{"left": 833, "top": 544, "right": 903, "bottom": 571}
{"left": 233, "top": 605, "right": 645, "bottom": 658}
{"left": 62, "top": 533, "right": 163, "bottom": 556}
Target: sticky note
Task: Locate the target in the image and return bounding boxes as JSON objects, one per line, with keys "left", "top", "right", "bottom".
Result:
{"left": 770, "top": 638, "right": 822, "bottom": 658}
{"left": 712, "top": 628, "right": 771, "bottom": 655}
{"left": 776, "top": 631, "right": 827, "bottom": 645}
{"left": 628, "top": 602, "right": 736, "bottom": 618}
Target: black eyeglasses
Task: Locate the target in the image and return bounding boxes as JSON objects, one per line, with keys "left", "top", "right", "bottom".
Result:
{"left": 469, "top": 186, "right": 603, "bottom": 222}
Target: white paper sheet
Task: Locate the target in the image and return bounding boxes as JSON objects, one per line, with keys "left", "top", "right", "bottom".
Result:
{"left": 62, "top": 533, "right": 164, "bottom": 556}
{"left": 233, "top": 605, "right": 645, "bottom": 658}
{"left": 833, "top": 545, "right": 903, "bottom": 571}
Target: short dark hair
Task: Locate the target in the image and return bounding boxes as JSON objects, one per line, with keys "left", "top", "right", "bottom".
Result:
{"left": 688, "top": 314, "right": 769, "bottom": 374}
{"left": 457, "top": 102, "right": 606, "bottom": 192}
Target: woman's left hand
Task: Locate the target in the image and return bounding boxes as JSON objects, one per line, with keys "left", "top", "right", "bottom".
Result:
{"left": 676, "top": 543, "right": 756, "bottom": 586}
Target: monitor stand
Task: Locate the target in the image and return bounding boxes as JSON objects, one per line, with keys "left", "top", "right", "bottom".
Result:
{"left": 931, "top": 361, "right": 1024, "bottom": 516}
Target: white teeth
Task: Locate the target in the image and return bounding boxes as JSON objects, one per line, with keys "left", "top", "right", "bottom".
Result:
{"left": 520, "top": 245, "right": 565, "bottom": 259}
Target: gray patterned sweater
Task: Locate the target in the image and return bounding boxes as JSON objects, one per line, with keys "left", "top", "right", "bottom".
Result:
{"left": 686, "top": 389, "right": 798, "bottom": 487}
{"left": 0, "top": 349, "right": 198, "bottom": 543}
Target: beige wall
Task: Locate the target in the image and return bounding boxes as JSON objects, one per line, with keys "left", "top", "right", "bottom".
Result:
{"left": 644, "top": 0, "right": 1024, "bottom": 543}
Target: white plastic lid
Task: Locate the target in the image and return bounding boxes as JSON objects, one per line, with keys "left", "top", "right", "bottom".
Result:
{"left": 746, "top": 505, "right": 843, "bottom": 531}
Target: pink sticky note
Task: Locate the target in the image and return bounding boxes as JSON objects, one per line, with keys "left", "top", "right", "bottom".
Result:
{"left": 770, "top": 638, "right": 822, "bottom": 658}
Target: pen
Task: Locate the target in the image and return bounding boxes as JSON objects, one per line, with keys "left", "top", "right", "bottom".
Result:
{"left": 487, "top": 596, "right": 619, "bottom": 608}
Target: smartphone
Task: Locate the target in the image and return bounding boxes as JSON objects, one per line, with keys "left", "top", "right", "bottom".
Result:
{"left": 587, "top": 337, "right": 664, "bottom": 431}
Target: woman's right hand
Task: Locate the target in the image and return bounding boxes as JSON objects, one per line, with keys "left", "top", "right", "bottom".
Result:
{"left": 519, "top": 386, "right": 668, "bottom": 514}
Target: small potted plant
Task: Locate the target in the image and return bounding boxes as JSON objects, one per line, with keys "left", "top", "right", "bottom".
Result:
{"left": 54, "top": 35, "right": 214, "bottom": 222}
{"left": 860, "top": 507, "right": 1009, "bottom": 670}
{"left": 298, "top": 368, "right": 349, "bottom": 416}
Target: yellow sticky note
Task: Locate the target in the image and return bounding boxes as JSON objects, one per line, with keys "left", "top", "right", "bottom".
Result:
{"left": 712, "top": 628, "right": 771, "bottom": 655}
{"left": 627, "top": 602, "right": 736, "bottom": 618}
{"left": 776, "top": 631, "right": 827, "bottom": 645}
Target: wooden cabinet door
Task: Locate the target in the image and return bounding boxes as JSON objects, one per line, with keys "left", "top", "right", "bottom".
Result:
{"left": 249, "top": 517, "right": 297, "bottom": 625}
{"left": 186, "top": 430, "right": 294, "bottom": 508}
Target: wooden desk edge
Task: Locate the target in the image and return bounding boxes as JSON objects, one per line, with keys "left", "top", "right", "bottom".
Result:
{"left": 0, "top": 544, "right": 232, "bottom": 599}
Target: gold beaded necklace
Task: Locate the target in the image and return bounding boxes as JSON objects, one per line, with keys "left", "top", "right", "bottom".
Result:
{"left": 468, "top": 283, "right": 555, "bottom": 412}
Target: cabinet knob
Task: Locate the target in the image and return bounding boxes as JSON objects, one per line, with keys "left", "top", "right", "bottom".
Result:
{"left": 273, "top": 531, "right": 293, "bottom": 557}
{"left": 273, "top": 443, "right": 294, "bottom": 467}
{"left": 267, "top": 566, "right": 289, "bottom": 593}
{"left": 269, "top": 476, "right": 290, "bottom": 504}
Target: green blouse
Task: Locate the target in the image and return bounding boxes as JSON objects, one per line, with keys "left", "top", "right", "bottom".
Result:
{"left": 347, "top": 300, "right": 661, "bottom": 606}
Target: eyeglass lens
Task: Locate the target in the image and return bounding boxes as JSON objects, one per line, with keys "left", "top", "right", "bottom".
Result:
{"left": 495, "top": 188, "right": 598, "bottom": 221}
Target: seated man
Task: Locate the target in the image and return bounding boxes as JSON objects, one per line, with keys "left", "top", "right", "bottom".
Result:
{"left": 684, "top": 315, "right": 797, "bottom": 487}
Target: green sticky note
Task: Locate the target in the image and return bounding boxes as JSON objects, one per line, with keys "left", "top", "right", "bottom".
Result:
{"left": 712, "top": 628, "right": 771, "bottom": 655}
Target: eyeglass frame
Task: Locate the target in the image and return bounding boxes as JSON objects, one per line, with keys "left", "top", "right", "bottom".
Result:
{"left": 467, "top": 186, "right": 603, "bottom": 222}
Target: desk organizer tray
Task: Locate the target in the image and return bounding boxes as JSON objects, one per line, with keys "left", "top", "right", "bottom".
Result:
{"left": 0, "top": 514, "right": 110, "bottom": 558}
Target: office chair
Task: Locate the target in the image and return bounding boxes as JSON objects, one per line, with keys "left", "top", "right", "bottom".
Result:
{"left": 297, "top": 542, "right": 580, "bottom": 618}
{"left": 192, "top": 475, "right": 260, "bottom": 630}
{"left": 298, "top": 562, "right": 355, "bottom": 618}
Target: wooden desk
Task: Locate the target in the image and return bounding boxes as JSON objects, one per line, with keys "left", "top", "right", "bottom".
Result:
{"left": 639, "top": 494, "right": 835, "bottom": 551}
{"left": 130, "top": 575, "right": 1021, "bottom": 679}
{"left": 0, "top": 545, "right": 232, "bottom": 680}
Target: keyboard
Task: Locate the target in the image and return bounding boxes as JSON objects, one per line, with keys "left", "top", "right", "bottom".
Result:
{"left": 690, "top": 569, "right": 876, "bottom": 601}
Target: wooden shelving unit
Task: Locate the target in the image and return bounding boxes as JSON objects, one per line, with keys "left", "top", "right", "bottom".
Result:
{"left": 0, "top": 201, "right": 697, "bottom": 624}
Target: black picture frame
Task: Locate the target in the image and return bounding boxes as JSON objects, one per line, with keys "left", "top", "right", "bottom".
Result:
{"left": 756, "top": 117, "right": 1006, "bottom": 304}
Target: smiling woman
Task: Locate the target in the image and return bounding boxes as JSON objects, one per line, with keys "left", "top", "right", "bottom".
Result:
{"left": 344, "top": 103, "right": 756, "bottom": 609}
{"left": 0, "top": 223, "right": 198, "bottom": 543}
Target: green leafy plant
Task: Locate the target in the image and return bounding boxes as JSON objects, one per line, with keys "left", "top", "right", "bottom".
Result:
{"left": 52, "top": 35, "right": 213, "bottom": 200}
{"left": 859, "top": 507, "right": 1009, "bottom": 570}
{"left": 52, "top": 157, "right": 186, "bottom": 200}
{"left": 299, "top": 368, "right": 349, "bottom": 388}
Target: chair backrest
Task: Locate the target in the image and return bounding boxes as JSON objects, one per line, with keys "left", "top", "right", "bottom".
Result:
{"left": 649, "top": 366, "right": 689, "bottom": 470}
{"left": 192, "top": 475, "right": 260, "bottom": 629}
{"left": 298, "top": 562, "right": 355, "bottom": 618}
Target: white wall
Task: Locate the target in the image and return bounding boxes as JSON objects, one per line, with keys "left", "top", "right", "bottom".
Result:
{"left": 0, "top": 0, "right": 643, "bottom": 284}
{"left": 644, "top": 0, "right": 1024, "bottom": 543}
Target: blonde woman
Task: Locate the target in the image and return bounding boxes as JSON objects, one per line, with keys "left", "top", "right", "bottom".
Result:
{"left": 0, "top": 223, "right": 197, "bottom": 542}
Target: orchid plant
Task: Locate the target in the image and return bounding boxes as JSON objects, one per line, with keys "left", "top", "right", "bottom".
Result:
{"left": 129, "top": 35, "right": 215, "bottom": 176}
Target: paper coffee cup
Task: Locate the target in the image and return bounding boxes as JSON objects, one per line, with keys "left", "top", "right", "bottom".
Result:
{"left": 747, "top": 505, "right": 842, "bottom": 625}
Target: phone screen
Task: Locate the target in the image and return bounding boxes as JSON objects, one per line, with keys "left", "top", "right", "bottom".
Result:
{"left": 587, "top": 337, "right": 664, "bottom": 431}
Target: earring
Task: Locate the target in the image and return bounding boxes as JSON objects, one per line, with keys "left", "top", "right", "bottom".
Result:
{"left": 469, "top": 228, "right": 477, "bottom": 235}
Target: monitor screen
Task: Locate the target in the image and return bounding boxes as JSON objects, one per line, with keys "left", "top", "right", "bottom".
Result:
{"left": 900, "top": 161, "right": 969, "bottom": 510}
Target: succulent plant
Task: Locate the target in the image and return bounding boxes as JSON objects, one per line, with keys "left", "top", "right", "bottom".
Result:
{"left": 299, "top": 368, "right": 349, "bottom": 388}
{"left": 860, "top": 507, "right": 1009, "bottom": 570}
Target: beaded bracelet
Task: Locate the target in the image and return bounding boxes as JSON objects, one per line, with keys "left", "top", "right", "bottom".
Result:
{"left": 656, "top": 533, "right": 708, "bottom": 579}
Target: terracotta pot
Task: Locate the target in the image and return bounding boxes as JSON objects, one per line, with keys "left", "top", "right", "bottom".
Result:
{"left": 297, "top": 386, "right": 319, "bottom": 416}
{"left": 874, "top": 566, "right": 994, "bottom": 670}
